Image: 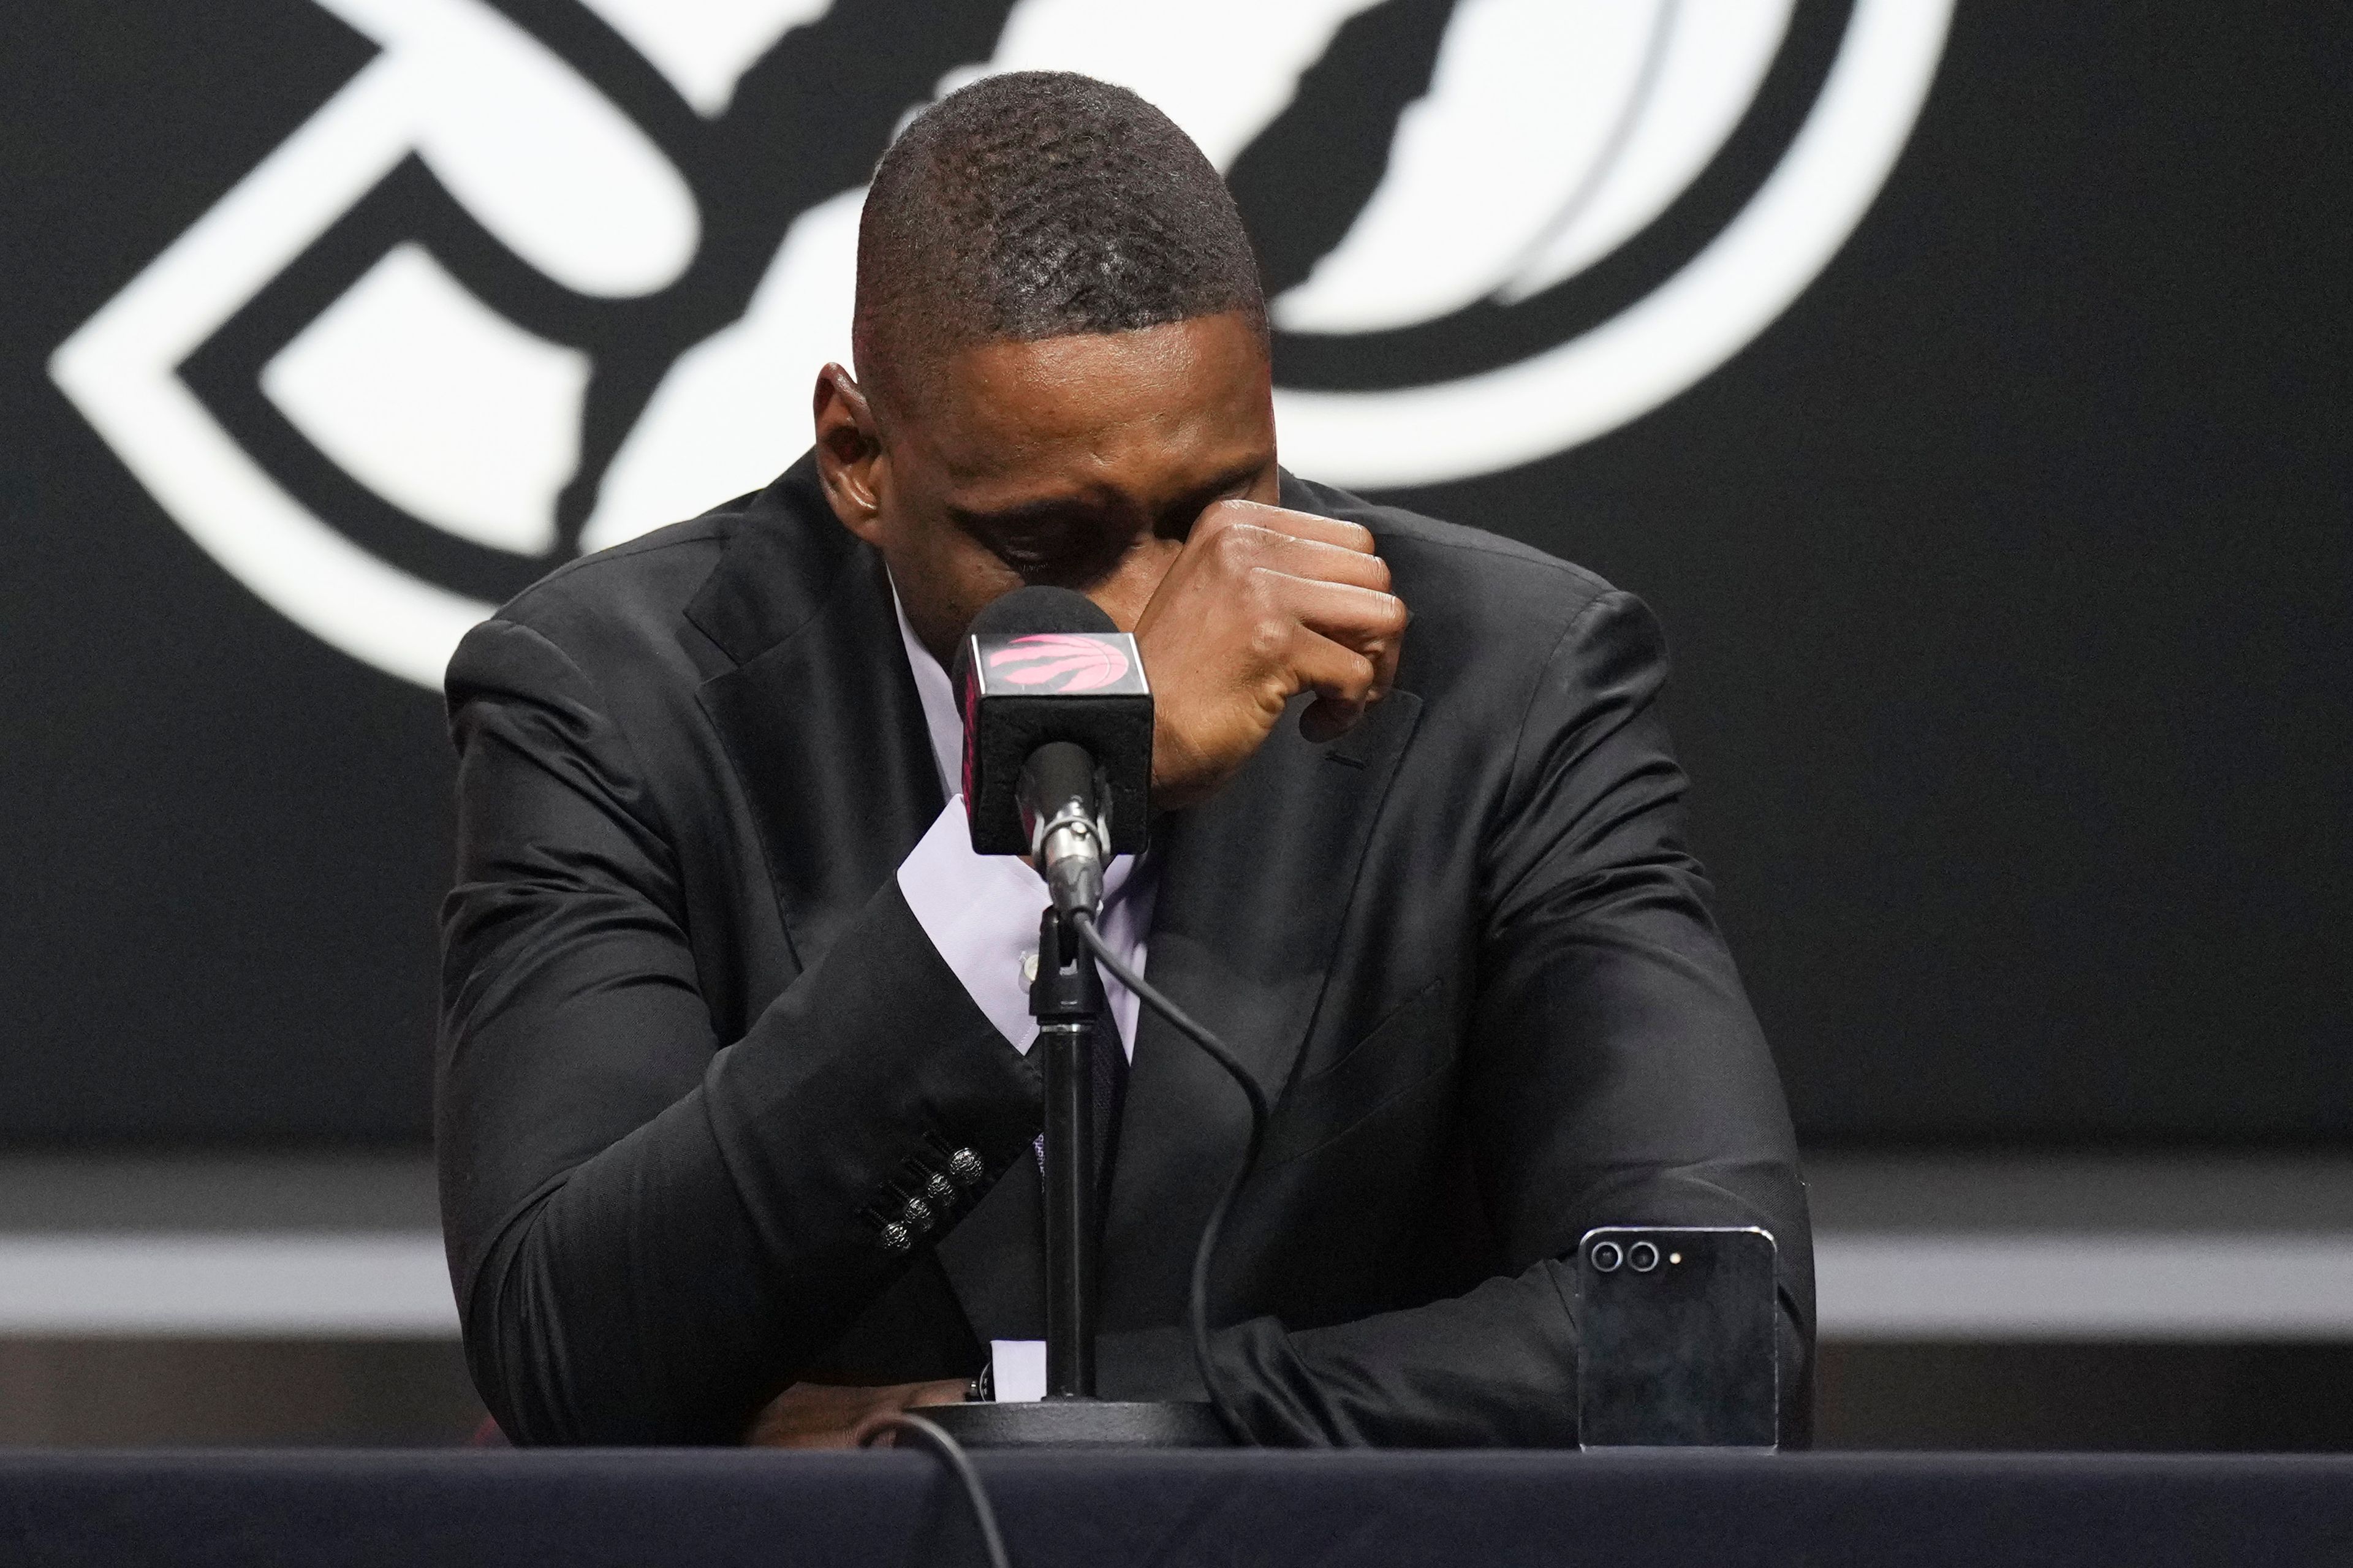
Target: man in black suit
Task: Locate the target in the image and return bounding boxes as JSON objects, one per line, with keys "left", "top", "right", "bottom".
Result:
{"left": 437, "top": 71, "right": 1811, "bottom": 1447}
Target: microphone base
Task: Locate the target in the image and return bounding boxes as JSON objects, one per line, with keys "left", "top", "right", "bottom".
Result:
{"left": 923, "top": 1398, "right": 1232, "bottom": 1448}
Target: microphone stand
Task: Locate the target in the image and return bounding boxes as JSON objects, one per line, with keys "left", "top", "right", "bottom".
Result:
{"left": 924, "top": 903, "right": 1229, "bottom": 1447}
{"left": 1033, "top": 904, "right": 1102, "bottom": 1401}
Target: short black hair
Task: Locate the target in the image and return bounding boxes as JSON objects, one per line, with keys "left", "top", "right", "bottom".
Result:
{"left": 854, "top": 71, "right": 1265, "bottom": 412}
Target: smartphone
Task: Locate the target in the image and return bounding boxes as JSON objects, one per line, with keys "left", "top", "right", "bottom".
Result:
{"left": 1576, "top": 1225, "right": 1778, "bottom": 1450}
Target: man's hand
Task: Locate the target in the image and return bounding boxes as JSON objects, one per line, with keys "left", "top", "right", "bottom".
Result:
{"left": 741, "top": 1377, "right": 968, "bottom": 1447}
{"left": 1133, "top": 499, "right": 1408, "bottom": 810}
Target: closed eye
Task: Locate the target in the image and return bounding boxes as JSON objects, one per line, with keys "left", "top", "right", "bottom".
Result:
{"left": 947, "top": 460, "right": 1269, "bottom": 583}
{"left": 951, "top": 502, "right": 1131, "bottom": 586}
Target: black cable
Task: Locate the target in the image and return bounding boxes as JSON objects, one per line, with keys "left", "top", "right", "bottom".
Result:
{"left": 858, "top": 1412, "right": 1014, "bottom": 1568}
{"left": 1069, "top": 909, "right": 1268, "bottom": 1445}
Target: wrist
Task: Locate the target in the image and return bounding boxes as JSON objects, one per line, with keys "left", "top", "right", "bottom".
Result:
{"left": 1147, "top": 724, "right": 1217, "bottom": 811}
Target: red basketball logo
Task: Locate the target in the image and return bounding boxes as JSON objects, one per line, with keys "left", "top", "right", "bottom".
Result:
{"left": 986, "top": 634, "right": 1131, "bottom": 692}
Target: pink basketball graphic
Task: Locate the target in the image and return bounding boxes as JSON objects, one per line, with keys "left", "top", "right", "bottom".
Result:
{"left": 986, "top": 633, "right": 1132, "bottom": 692}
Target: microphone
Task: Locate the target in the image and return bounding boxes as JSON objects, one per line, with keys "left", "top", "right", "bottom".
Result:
{"left": 952, "top": 587, "right": 1153, "bottom": 916}
{"left": 944, "top": 587, "right": 1262, "bottom": 1445}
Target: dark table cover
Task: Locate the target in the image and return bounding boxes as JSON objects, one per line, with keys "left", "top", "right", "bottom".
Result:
{"left": 4, "top": 1449, "right": 2351, "bottom": 1567}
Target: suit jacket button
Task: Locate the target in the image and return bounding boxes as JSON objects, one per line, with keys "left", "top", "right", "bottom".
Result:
{"left": 902, "top": 1195, "right": 936, "bottom": 1232}
{"left": 948, "top": 1149, "right": 985, "bottom": 1187}
{"left": 877, "top": 1221, "right": 913, "bottom": 1254}
{"left": 925, "top": 1172, "right": 957, "bottom": 1206}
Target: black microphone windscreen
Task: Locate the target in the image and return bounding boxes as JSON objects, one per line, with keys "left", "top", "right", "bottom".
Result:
{"left": 954, "top": 585, "right": 1151, "bottom": 855}
{"left": 950, "top": 586, "right": 1116, "bottom": 711}
{"left": 972, "top": 584, "right": 1117, "bottom": 637}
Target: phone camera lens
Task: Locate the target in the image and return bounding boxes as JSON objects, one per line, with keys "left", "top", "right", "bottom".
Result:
{"left": 1590, "top": 1240, "right": 1623, "bottom": 1273}
{"left": 1628, "top": 1241, "right": 1661, "bottom": 1273}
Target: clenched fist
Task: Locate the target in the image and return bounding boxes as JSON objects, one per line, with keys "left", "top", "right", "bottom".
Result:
{"left": 1134, "top": 499, "right": 1408, "bottom": 810}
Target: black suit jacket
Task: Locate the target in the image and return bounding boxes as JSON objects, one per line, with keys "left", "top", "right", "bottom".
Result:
{"left": 436, "top": 455, "right": 1813, "bottom": 1447}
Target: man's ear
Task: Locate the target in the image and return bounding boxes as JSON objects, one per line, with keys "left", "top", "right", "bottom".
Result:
{"left": 813, "top": 363, "right": 885, "bottom": 543}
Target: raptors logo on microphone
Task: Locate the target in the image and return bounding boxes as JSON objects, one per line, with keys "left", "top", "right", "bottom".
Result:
{"left": 50, "top": 0, "right": 1948, "bottom": 689}
{"left": 987, "top": 635, "right": 1136, "bottom": 694}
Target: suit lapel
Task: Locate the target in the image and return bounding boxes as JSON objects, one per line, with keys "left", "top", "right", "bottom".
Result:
{"left": 688, "top": 464, "right": 944, "bottom": 977}
{"left": 1099, "top": 687, "right": 1423, "bottom": 1328}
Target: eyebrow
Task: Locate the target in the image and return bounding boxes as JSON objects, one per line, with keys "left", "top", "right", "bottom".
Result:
{"left": 947, "top": 459, "right": 1268, "bottom": 537}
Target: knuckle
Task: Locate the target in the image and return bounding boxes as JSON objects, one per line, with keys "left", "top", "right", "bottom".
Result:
{"left": 1242, "top": 564, "right": 1283, "bottom": 610}
{"left": 1246, "top": 615, "right": 1290, "bottom": 665}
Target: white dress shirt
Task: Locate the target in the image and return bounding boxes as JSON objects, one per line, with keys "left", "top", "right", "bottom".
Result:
{"left": 887, "top": 584, "right": 1156, "bottom": 1401}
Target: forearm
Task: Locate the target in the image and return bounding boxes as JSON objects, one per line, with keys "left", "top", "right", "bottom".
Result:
{"left": 455, "top": 879, "right": 1041, "bottom": 1444}
{"left": 1094, "top": 1262, "right": 1580, "bottom": 1446}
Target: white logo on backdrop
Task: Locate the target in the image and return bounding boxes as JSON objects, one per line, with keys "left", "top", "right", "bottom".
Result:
{"left": 51, "top": 0, "right": 1948, "bottom": 689}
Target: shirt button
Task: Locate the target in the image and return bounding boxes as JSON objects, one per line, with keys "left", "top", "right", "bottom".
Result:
{"left": 1020, "top": 950, "right": 1039, "bottom": 986}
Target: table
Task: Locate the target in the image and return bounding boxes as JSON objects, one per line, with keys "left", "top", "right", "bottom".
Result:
{"left": 5, "top": 1449, "right": 2351, "bottom": 1567}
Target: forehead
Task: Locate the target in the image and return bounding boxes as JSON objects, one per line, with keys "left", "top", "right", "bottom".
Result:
{"left": 907, "top": 313, "right": 1272, "bottom": 504}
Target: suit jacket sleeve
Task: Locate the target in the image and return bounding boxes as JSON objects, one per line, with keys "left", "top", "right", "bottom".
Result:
{"left": 1101, "top": 589, "right": 1815, "bottom": 1446}
{"left": 437, "top": 615, "right": 1041, "bottom": 1445}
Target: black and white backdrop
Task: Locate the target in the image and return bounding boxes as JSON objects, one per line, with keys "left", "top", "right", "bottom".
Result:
{"left": 3, "top": 1, "right": 2344, "bottom": 1146}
